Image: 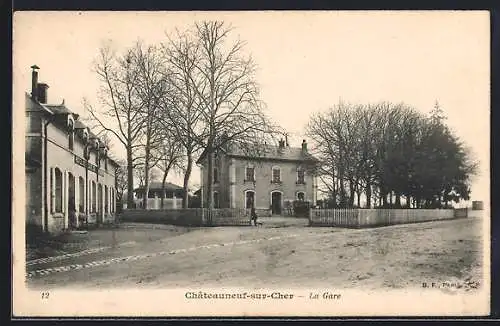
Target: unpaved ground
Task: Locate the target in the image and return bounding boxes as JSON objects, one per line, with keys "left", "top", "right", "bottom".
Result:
{"left": 25, "top": 216, "right": 484, "bottom": 291}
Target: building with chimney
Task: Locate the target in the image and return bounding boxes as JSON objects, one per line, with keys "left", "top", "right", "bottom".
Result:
{"left": 25, "top": 65, "right": 119, "bottom": 234}
{"left": 196, "top": 138, "right": 318, "bottom": 216}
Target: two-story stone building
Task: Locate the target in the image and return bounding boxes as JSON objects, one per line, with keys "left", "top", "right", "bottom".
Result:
{"left": 25, "top": 65, "right": 119, "bottom": 234}
{"left": 197, "top": 138, "right": 318, "bottom": 216}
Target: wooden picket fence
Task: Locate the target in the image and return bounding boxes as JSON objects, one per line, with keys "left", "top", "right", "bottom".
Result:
{"left": 204, "top": 208, "right": 251, "bottom": 226}
{"left": 309, "top": 208, "right": 464, "bottom": 228}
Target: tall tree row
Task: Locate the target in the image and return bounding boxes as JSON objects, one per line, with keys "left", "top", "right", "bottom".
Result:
{"left": 86, "top": 21, "right": 281, "bottom": 209}
{"left": 306, "top": 101, "right": 478, "bottom": 209}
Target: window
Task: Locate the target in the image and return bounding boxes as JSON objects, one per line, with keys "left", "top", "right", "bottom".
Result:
{"left": 92, "top": 181, "right": 96, "bottom": 213}
{"left": 111, "top": 187, "right": 114, "bottom": 212}
{"left": 50, "top": 169, "right": 54, "bottom": 213}
{"left": 105, "top": 159, "right": 108, "bottom": 172}
{"left": 297, "top": 169, "right": 305, "bottom": 184}
{"left": 68, "top": 132, "right": 74, "bottom": 151}
{"left": 213, "top": 191, "right": 220, "bottom": 208}
{"left": 245, "top": 191, "right": 255, "bottom": 209}
{"left": 297, "top": 192, "right": 305, "bottom": 201}
{"left": 272, "top": 167, "right": 281, "bottom": 183}
{"left": 105, "top": 185, "right": 109, "bottom": 213}
{"left": 213, "top": 168, "right": 219, "bottom": 184}
{"left": 79, "top": 176, "right": 85, "bottom": 213}
{"left": 54, "top": 168, "right": 63, "bottom": 213}
{"left": 245, "top": 167, "right": 255, "bottom": 182}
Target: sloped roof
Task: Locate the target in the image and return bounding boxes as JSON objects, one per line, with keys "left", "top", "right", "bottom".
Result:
{"left": 26, "top": 93, "right": 119, "bottom": 167}
{"left": 134, "top": 182, "right": 184, "bottom": 192}
{"left": 44, "top": 104, "right": 71, "bottom": 114}
{"left": 197, "top": 143, "right": 318, "bottom": 164}
{"left": 228, "top": 144, "right": 315, "bottom": 161}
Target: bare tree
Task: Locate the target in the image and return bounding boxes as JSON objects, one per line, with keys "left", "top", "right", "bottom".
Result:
{"left": 84, "top": 41, "right": 145, "bottom": 208}
{"left": 190, "top": 21, "right": 282, "bottom": 209}
{"left": 160, "top": 28, "right": 207, "bottom": 208}
{"left": 114, "top": 158, "right": 127, "bottom": 206}
{"left": 132, "top": 41, "right": 169, "bottom": 208}
{"left": 152, "top": 133, "right": 185, "bottom": 209}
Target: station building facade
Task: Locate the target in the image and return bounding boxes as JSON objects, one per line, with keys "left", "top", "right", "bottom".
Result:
{"left": 197, "top": 138, "right": 318, "bottom": 216}
{"left": 25, "top": 65, "right": 119, "bottom": 233}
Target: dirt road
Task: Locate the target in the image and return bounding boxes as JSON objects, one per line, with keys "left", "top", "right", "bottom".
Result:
{"left": 26, "top": 216, "right": 484, "bottom": 291}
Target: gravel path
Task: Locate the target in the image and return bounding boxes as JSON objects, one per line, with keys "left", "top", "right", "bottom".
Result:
{"left": 26, "top": 217, "right": 484, "bottom": 292}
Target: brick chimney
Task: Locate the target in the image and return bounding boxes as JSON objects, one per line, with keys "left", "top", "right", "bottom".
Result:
{"left": 301, "top": 139, "right": 308, "bottom": 153}
{"left": 278, "top": 138, "right": 285, "bottom": 149}
{"left": 30, "top": 65, "right": 40, "bottom": 100}
{"left": 37, "top": 83, "right": 49, "bottom": 104}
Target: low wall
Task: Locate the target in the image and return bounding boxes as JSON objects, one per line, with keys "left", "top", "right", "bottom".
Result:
{"left": 121, "top": 209, "right": 204, "bottom": 226}
{"left": 309, "top": 208, "right": 461, "bottom": 228}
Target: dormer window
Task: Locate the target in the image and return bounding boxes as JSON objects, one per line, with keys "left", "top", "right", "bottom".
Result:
{"left": 81, "top": 129, "right": 89, "bottom": 143}
{"left": 67, "top": 115, "right": 75, "bottom": 132}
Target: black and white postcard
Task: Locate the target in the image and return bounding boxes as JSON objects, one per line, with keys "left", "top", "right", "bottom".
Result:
{"left": 12, "top": 10, "right": 490, "bottom": 317}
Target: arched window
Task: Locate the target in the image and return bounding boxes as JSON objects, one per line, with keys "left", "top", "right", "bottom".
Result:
{"left": 297, "top": 191, "right": 305, "bottom": 201}
{"left": 272, "top": 166, "right": 281, "bottom": 183}
{"left": 54, "top": 168, "right": 63, "bottom": 213}
{"left": 105, "top": 185, "right": 109, "bottom": 213}
{"left": 111, "top": 187, "right": 114, "bottom": 213}
{"left": 213, "top": 191, "right": 220, "bottom": 208}
{"left": 245, "top": 190, "right": 255, "bottom": 209}
{"left": 92, "top": 181, "right": 97, "bottom": 213}
{"left": 79, "top": 176, "right": 85, "bottom": 213}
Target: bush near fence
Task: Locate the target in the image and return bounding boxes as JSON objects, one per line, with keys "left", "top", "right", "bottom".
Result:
{"left": 121, "top": 208, "right": 251, "bottom": 227}
{"left": 309, "top": 208, "right": 467, "bottom": 228}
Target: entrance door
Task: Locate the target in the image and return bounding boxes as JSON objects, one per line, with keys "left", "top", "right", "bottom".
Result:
{"left": 97, "top": 184, "right": 103, "bottom": 224}
{"left": 271, "top": 192, "right": 282, "bottom": 215}
{"left": 68, "top": 173, "right": 76, "bottom": 228}
{"left": 245, "top": 191, "right": 255, "bottom": 209}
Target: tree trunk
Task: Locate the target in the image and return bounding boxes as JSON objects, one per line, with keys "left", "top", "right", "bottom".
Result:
{"left": 395, "top": 193, "right": 401, "bottom": 208}
{"left": 126, "top": 147, "right": 134, "bottom": 208}
{"left": 161, "top": 170, "right": 168, "bottom": 209}
{"left": 339, "top": 169, "right": 346, "bottom": 207}
{"left": 331, "top": 170, "right": 337, "bottom": 207}
{"left": 348, "top": 180, "right": 355, "bottom": 208}
{"left": 182, "top": 154, "right": 193, "bottom": 208}
{"left": 206, "top": 150, "right": 214, "bottom": 209}
{"left": 381, "top": 189, "right": 388, "bottom": 207}
{"left": 366, "top": 181, "right": 372, "bottom": 208}
{"left": 406, "top": 195, "right": 411, "bottom": 208}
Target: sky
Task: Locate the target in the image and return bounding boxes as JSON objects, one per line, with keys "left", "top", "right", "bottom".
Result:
{"left": 13, "top": 11, "right": 490, "bottom": 205}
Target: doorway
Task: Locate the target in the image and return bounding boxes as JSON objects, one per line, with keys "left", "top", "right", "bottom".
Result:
{"left": 68, "top": 173, "right": 76, "bottom": 229}
{"left": 271, "top": 192, "right": 282, "bottom": 215}
{"left": 245, "top": 191, "right": 255, "bottom": 209}
{"left": 97, "top": 183, "right": 103, "bottom": 224}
